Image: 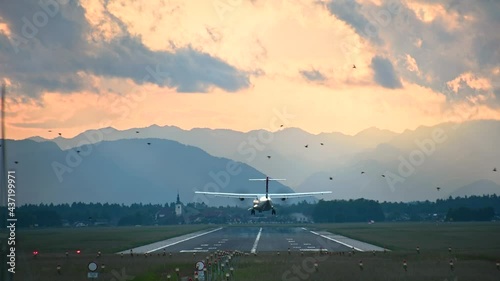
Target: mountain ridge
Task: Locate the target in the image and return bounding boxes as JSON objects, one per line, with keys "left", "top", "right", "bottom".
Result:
{"left": 16, "top": 119, "right": 500, "bottom": 203}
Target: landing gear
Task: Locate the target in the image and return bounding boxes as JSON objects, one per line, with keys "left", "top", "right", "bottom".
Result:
{"left": 251, "top": 209, "right": 255, "bottom": 215}
{"left": 271, "top": 208, "right": 276, "bottom": 215}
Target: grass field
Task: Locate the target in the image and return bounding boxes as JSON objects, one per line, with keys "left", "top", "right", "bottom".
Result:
{"left": 15, "top": 224, "right": 212, "bottom": 254}
{"left": 315, "top": 222, "right": 500, "bottom": 260}
{"left": 7, "top": 222, "right": 500, "bottom": 281}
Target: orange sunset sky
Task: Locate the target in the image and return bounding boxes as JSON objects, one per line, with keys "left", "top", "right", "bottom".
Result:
{"left": 1, "top": 0, "right": 499, "bottom": 140}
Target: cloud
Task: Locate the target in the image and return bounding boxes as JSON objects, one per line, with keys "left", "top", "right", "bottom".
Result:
{"left": 326, "top": 0, "right": 383, "bottom": 45}
{"left": 325, "top": 0, "right": 500, "bottom": 106}
{"left": 300, "top": 69, "right": 326, "bottom": 82}
{"left": 371, "top": 56, "right": 402, "bottom": 89}
{"left": 0, "top": 0, "right": 250, "bottom": 98}
{"left": 2, "top": 0, "right": 500, "bottom": 140}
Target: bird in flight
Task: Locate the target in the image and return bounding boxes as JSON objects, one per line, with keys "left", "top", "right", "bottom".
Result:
{"left": 353, "top": 64, "right": 356, "bottom": 69}
{"left": 329, "top": 177, "right": 333, "bottom": 180}
{"left": 436, "top": 187, "right": 441, "bottom": 191}
{"left": 320, "top": 143, "right": 324, "bottom": 145}
{"left": 381, "top": 174, "right": 385, "bottom": 178}
{"left": 305, "top": 145, "right": 308, "bottom": 148}
{"left": 494, "top": 167, "right": 497, "bottom": 172}
{"left": 58, "top": 133, "right": 62, "bottom": 136}
{"left": 76, "top": 150, "right": 80, "bottom": 154}
{"left": 147, "top": 142, "right": 151, "bottom": 145}
{"left": 280, "top": 124, "right": 284, "bottom": 127}
{"left": 14, "top": 161, "right": 18, "bottom": 164}
{"left": 361, "top": 171, "right": 365, "bottom": 174}
{"left": 136, "top": 131, "right": 139, "bottom": 133}
{"left": 267, "top": 155, "right": 271, "bottom": 159}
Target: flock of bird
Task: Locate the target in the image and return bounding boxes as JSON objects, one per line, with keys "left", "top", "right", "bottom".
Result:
{"left": 260, "top": 125, "right": 497, "bottom": 193}
{"left": 7, "top": 125, "right": 498, "bottom": 190}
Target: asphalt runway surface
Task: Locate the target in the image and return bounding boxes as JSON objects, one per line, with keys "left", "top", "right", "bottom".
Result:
{"left": 146, "top": 227, "right": 353, "bottom": 254}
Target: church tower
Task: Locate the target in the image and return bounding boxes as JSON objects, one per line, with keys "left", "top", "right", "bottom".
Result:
{"left": 175, "top": 190, "right": 182, "bottom": 217}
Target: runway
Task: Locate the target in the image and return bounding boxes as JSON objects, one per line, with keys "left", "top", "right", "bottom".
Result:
{"left": 118, "top": 227, "right": 385, "bottom": 254}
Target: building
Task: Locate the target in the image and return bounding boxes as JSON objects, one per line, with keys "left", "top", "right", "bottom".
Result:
{"left": 175, "top": 191, "right": 183, "bottom": 217}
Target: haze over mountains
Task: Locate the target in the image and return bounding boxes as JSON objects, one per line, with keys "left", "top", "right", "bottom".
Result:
{"left": 33, "top": 125, "right": 399, "bottom": 187}
{"left": 19, "top": 119, "right": 500, "bottom": 204}
{"left": 5, "top": 138, "right": 293, "bottom": 206}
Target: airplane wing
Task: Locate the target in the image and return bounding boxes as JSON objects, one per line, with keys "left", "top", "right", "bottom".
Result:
{"left": 194, "top": 191, "right": 261, "bottom": 199}
{"left": 268, "top": 191, "right": 332, "bottom": 199}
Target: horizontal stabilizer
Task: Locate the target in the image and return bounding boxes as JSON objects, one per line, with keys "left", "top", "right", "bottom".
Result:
{"left": 249, "top": 178, "right": 286, "bottom": 181}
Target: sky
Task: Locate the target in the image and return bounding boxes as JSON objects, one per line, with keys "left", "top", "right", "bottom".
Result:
{"left": 1, "top": 0, "right": 499, "bottom": 140}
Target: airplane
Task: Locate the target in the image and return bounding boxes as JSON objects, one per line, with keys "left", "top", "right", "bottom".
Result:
{"left": 194, "top": 177, "right": 332, "bottom": 215}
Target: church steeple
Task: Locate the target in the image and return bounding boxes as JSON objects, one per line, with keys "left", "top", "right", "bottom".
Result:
{"left": 175, "top": 190, "right": 182, "bottom": 217}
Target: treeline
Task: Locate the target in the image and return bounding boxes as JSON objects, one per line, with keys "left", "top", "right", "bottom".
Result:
{"left": 381, "top": 195, "right": 500, "bottom": 221}
{"left": 0, "top": 195, "right": 498, "bottom": 228}
{"left": 312, "top": 199, "right": 385, "bottom": 223}
{"left": 4, "top": 202, "right": 184, "bottom": 228}
{"left": 446, "top": 207, "right": 495, "bottom": 221}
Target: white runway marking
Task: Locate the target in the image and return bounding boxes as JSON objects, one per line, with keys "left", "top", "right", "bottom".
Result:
{"left": 180, "top": 250, "right": 209, "bottom": 253}
{"left": 251, "top": 227, "right": 263, "bottom": 254}
{"left": 309, "top": 230, "right": 364, "bottom": 252}
{"left": 145, "top": 227, "right": 223, "bottom": 253}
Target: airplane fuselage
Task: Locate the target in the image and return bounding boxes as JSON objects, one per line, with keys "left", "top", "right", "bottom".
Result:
{"left": 252, "top": 196, "right": 273, "bottom": 212}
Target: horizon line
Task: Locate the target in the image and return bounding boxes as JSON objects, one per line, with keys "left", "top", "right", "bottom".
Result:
{"left": 10, "top": 118, "right": 499, "bottom": 141}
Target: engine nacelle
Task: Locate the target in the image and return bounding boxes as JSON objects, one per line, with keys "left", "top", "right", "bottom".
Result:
{"left": 239, "top": 198, "right": 245, "bottom": 201}
{"left": 281, "top": 198, "right": 287, "bottom": 201}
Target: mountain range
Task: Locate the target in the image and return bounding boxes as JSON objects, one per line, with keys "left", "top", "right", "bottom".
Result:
{"left": 11, "top": 119, "right": 500, "bottom": 204}
{"left": 3, "top": 138, "right": 293, "bottom": 206}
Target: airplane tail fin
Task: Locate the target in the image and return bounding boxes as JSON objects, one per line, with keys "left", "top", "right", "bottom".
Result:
{"left": 249, "top": 177, "right": 286, "bottom": 199}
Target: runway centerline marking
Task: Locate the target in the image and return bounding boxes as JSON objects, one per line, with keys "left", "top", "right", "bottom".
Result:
{"left": 309, "top": 230, "right": 364, "bottom": 252}
{"left": 251, "top": 227, "right": 263, "bottom": 254}
{"left": 145, "top": 227, "right": 223, "bottom": 253}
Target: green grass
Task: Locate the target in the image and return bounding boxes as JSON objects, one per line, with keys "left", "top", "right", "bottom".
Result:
{"left": 13, "top": 251, "right": 500, "bottom": 281}
{"left": 230, "top": 252, "right": 500, "bottom": 281}
{"left": 15, "top": 225, "right": 212, "bottom": 254}
{"left": 313, "top": 222, "right": 500, "bottom": 260}
{"left": 9, "top": 222, "right": 500, "bottom": 281}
